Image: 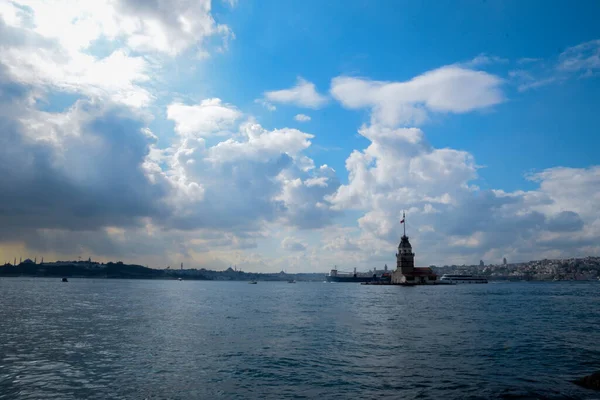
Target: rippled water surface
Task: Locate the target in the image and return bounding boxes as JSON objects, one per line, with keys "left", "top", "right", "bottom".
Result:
{"left": 1, "top": 278, "right": 599, "bottom": 399}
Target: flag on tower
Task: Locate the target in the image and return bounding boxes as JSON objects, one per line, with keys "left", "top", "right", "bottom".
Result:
{"left": 400, "top": 218, "right": 405, "bottom": 224}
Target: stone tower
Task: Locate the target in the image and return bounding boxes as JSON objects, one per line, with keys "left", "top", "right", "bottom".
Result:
{"left": 395, "top": 212, "right": 414, "bottom": 275}
{"left": 396, "top": 234, "right": 415, "bottom": 275}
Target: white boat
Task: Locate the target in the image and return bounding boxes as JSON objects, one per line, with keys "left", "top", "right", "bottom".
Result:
{"left": 249, "top": 280, "right": 257, "bottom": 284}
{"left": 439, "top": 274, "right": 488, "bottom": 284}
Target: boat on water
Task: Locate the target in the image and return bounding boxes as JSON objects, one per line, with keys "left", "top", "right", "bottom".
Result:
{"left": 287, "top": 279, "right": 296, "bottom": 283}
{"left": 249, "top": 280, "right": 257, "bottom": 284}
{"left": 61, "top": 277, "right": 68, "bottom": 282}
{"left": 326, "top": 266, "right": 391, "bottom": 283}
{"left": 178, "top": 278, "right": 183, "bottom": 281}
{"left": 439, "top": 274, "right": 488, "bottom": 284}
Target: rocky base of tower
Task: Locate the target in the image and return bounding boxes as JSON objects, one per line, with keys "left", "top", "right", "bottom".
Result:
{"left": 391, "top": 267, "right": 437, "bottom": 284}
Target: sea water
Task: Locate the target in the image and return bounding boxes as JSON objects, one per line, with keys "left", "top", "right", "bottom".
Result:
{"left": 0, "top": 278, "right": 599, "bottom": 399}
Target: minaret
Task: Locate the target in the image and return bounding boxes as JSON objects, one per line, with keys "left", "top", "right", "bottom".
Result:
{"left": 396, "top": 212, "right": 415, "bottom": 275}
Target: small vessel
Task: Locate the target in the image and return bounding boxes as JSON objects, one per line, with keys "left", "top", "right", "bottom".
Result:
{"left": 287, "top": 279, "right": 296, "bottom": 283}
{"left": 61, "top": 277, "right": 68, "bottom": 282}
{"left": 249, "top": 280, "right": 257, "bottom": 284}
{"left": 439, "top": 274, "right": 488, "bottom": 284}
{"left": 178, "top": 278, "right": 183, "bottom": 281}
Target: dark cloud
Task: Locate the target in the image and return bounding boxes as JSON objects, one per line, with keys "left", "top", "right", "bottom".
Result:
{"left": 164, "top": 153, "right": 292, "bottom": 231}
{"left": 536, "top": 234, "right": 597, "bottom": 250}
{"left": 545, "top": 211, "right": 584, "bottom": 232}
{"left": 0, "top": 61, "right": 339, "bottom": 260}
{"left": 440, "top": 191, "right": 520, "bottom": 236}
{"left": 282, "top": 168, "right": 342, "bottom": 230}
{"left": 0, "top": 72, "right": 170, "bottom": 238}
{"left": 282, "top": 237, "right": 307, "bottom": 252}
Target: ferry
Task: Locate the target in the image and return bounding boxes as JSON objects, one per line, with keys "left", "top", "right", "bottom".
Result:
{"left": 439, "top": 274, "right": 488, "bottom": 284}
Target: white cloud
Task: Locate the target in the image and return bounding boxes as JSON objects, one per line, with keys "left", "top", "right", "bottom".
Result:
{"left": 294, "top": 114, "right": 311, "bottom": 122}
{"left": 526, "top": 166, "right": 600, "bottom": 219}
{"left": 206, "top": 121, "right": 314, "bottom": 162}
{"left": 0, "top": 0, "right": 232, "bottom": 108}
{"left": 558, "top": 39, "right": 600, "bottom": 74}
{"left": 1, "top": 11, "right": 599, "bottom": 275}
{"left": 167, "top": 99, "right": 242, "bottom": 136}
{"left": 6, "top": 0, "right": 233, "bottom": 57}
{"left": 511, "top": 39, "right": 600, "bottom": 92}
{"left": 264, "top": 77, "right": 328, "bottom": 109}
{"left": 328, "top": 124, "right": 477, "bottom": 212}
{"left": 254, "top": 99, "right": 276, "bottom": 111}
{"left": 322, "top": 235, "right": 360, "bottom": 252}
{"left": 0, "top": 54, "right": 341, "bottom": 269}
{"left": 281, "top": 237, "right": 307, "bottom": 252}
{"left": 276, "top": 165, "right": 340, "bottom": 229}
{"left": 305, "top": 177, "right": 327, "bottom": 187}
{"left": 517, "top": 57, "right": 542, "bottom": 64}
{"left": 2, "top": 46, "right": 153, "bottom": 108}
{"left": 462, "top": 53, "right": 508, "bottom": 67}
{"left": 325, "top": 121, "right": 600, "bottom": 267}
{"left": 330, "top": 66, "right": 504, "bottom": 126}
{"left": 159, "top": 116, "right": 340, "bottom": 233}
{"left": 508, "top": 69, "right": 557, "bottom": 93}
{"left": 517, "top": 77, "right": 557, "bottom": 92}
{"left": 325, "top": 62, "right": 600, "bottom": 268}
{"left": 0, "top": 0, "right": 347, "bottom": 271}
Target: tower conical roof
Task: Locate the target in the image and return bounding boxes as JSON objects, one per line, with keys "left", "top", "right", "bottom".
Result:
{"left": 398, "top": 235, "right": 412, "bottom": 250}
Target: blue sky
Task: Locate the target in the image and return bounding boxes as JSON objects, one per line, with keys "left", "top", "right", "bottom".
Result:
{"left": 0, "top": 0, "right": 599, "bottom": 271}
{"left": 217, "top": 0, "right": 600, "bottom": 189}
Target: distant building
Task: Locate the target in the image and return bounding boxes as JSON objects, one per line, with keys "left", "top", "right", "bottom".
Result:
{"left": 391, "top": 213, "right": 437, "bottom": 285}
{"left": 503, "top": 257, "right": 507, "bottom": 265}
{"left": 480, "top": 260, "right": 484, "bottom": 267}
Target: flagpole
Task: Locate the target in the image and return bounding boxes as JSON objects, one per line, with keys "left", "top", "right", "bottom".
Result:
{"left": 403, "top": 211, "right": 406, "bottom": 237}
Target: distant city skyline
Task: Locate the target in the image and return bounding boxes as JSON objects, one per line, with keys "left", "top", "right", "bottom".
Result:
{"left": 4, "top": 254, "right": 516, "bottom": 270}
{"left": 0, "top": 1, "right": 599, "bottom": 272}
